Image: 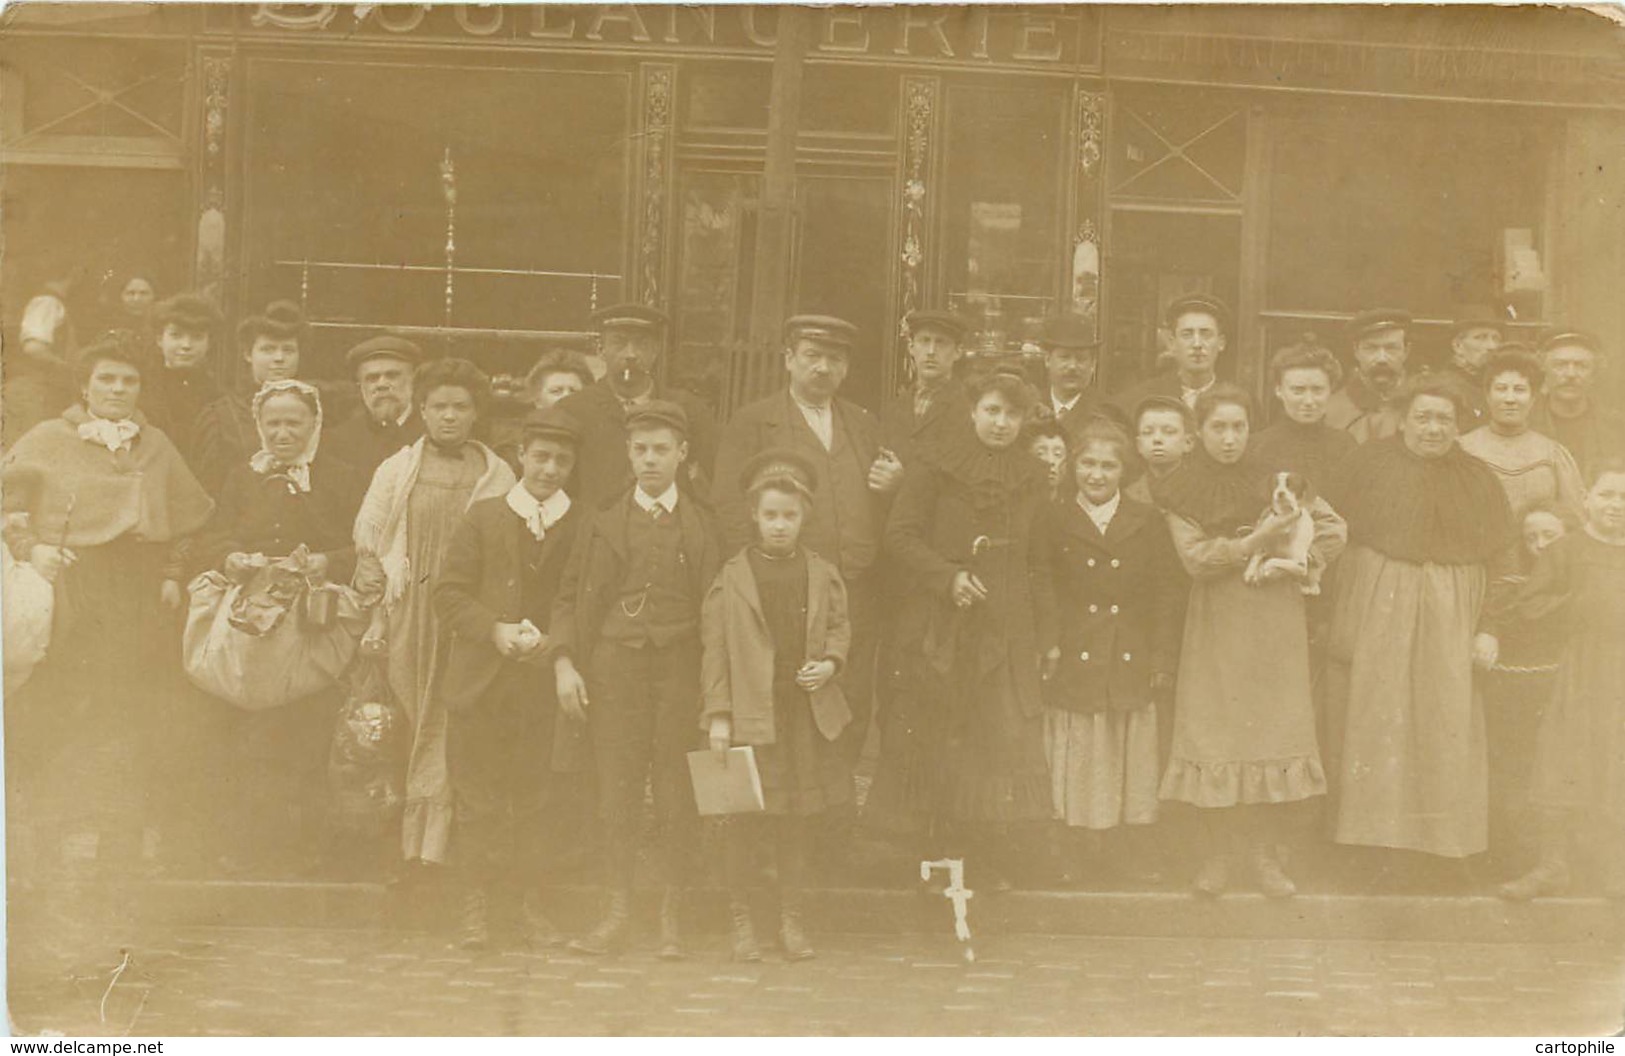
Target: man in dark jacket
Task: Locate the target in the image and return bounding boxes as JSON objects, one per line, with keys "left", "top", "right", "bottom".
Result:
{"left": 1035, "top": 313, "right": 1119, "bottom": 439}
{"left": 435, "top": 406, "right": 584, "bottom": 951}
{"left": 1324, "top": 308, "right": 1412, "bottom": 444}
{"left": 879, "top": 309, "right": 974, "bottom": 464}
{"left": 1113, "top": 293, "right": 1226, "bottom": 417}
{"left": 711, "top": 315, "right": 899, "bottom": 780}
{"left": 556, "top": 304, "right": 717, "bottom": 509}
{"left": 324, "top": 334, "right": 425, "bottom": 479}
{"left": 549, "top": 400, "right": 721, "bottom": 959}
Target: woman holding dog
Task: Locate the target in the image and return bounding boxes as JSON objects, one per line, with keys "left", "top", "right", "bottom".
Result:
{"left": 1153, "top": 385, "right": 1346, "bottom": 897}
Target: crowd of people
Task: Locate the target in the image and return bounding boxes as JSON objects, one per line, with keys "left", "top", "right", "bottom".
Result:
{"left": 3, "top": 280, "right": 1623, "bottom": 962}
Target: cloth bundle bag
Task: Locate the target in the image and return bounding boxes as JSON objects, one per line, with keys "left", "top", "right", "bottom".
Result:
{"left": 183, "top": 545, "right": 368, "bottom": 710}
{"left": 327, "top": 656, "right": 407, "bottom": 838}
{"left": 2, "top": 547, "right": 53, "bottom": 694}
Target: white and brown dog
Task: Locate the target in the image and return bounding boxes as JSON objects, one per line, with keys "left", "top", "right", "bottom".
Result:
{"left": 1243, "top": 471, "right": 1321, "bottom": 595}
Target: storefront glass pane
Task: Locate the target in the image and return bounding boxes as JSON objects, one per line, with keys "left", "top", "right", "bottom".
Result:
{"left": 940, "top": 83, "right": 1069, "bottom": 355}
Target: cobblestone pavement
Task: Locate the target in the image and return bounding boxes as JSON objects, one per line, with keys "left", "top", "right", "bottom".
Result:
{"left": 7, "top": 921, "right": 1624, "bottom": 1037}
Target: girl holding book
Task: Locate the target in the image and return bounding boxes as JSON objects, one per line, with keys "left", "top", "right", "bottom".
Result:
{"left": 701, "top": 448, "right": 853, "bottom": 962}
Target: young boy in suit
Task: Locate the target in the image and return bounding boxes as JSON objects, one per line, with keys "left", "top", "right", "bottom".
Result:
{"left": 550, "top": 400, "right": 722, "bottom": 958}
{"left": 435, "top": 406, "right": 584, "bottom": 950}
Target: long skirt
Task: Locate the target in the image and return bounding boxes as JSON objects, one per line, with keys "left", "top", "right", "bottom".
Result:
{"left": 1326, "top": 545, "right": 1487, "bottom": 858}
{"left": 1045, "top": 705, "right": 1160, "bottom": 830}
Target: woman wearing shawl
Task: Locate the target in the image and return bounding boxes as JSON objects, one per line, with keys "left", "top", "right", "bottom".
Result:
{"left": 352, "top": 358, "right": 516, "bottom": 868}
{"left": 865, "top": 369, "right": 1058, "bottom": 891}
{"left": 194, "top": 379, "right": 368, "bottom": 874}
{"left": 1154, "top": 385, "right": 1345, "bottom": 897}
{"left": 4, "top": 335, "right": 214, "bottom": 874}
{"left": 1324, "top": 375, "right": 1518, "bottom": 867}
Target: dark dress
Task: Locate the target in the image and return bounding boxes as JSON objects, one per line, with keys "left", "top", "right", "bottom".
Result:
{"left": 141, "top": 364, "right": 220, "bottom": 471}
{"left": 1248, "top": 418, "right": 1359, "bottom": 492}
{"left": 866, "top": 435, "right": 1056, "bottom": 832}
{"left": 746, "top": 548, "right": 852, "bottom": 816}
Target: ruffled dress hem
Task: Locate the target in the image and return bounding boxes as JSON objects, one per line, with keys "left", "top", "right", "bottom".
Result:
{"left": 1158, "top": 754, "right": 1327, "bottom": 808}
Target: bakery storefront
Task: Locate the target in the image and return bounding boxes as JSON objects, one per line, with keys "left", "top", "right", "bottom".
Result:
{"left": 4, "top": 4, "right": 1622, "bottom": 413}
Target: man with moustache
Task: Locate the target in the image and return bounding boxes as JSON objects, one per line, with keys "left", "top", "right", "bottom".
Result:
{"left": 1437, "top": 307, "right": 1506, "bottom": 428}
{"left": 1035, "top": 313, "right": 1118, "bottom": 438}
{"left": 711, "top": 316, "right": 899, "bottom": 785}
{"left": 1529, "top": 330, "right": 1625, "bottom": 477}
{"left": 556, "top": 304, "right": 717, "bottom": 509}
{"left": 325, "top": 335, "right": 426, "bottom": 477}
{"left": 880, "top": 309, "right": 974, "bottom": 464}
{"left": 1325, "top": 308, "right": 1412, "bottom": 444}
{"left": 1114, "top": 293, "right": 1226, "bottom": 417}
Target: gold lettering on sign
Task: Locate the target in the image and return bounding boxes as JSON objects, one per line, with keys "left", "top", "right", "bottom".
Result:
{"left": 1014, "top": 13, "right": 1063, "bottom": 62}
{"left": 372, "top": 3, "right": 428, "bottom": 33}
{"left": 741, "top": 7, "right": 777, "bottom": 47}
{"left": 662, "top": 5, "right": 715, "bottom": 45}
{"left": 585, "top": 5, "right": 652, "bottom": 43}
{"left": 968, "top": 8, "right": 991, "bottom": 60}
{"left": 895, "top": 8, "right": 953, "bottom": 58}
{"left": 453, "top": 4, "right": 503, "bottom": 36}
{"left": 250, "top": 4, "right": 339, "bottom": 30}
{"left": 820, "top": 9, "right": 869, "bottom": 54}
{"left": 528, "top": 5, "right": 575, "bottom": 39}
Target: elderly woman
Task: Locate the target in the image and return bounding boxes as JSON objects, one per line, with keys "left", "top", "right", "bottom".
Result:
{"left": 1154, "top": 385, "right": 1345, "bottom": 897}
{"left": 1459, "top": 347, "right": 1587, "bottom": 521}
{"left": 354, "top": 357, "right": 516, "bottom": 868}
{"left": 4, "top": 335, "right": 213, "bottom": 873}
{"left": 1249, "top": 335, "right": 1359, "bottom": 490}
{"left": 866, "top": 368, "right": 1058, "bottom": 891}
{"left": 1324, "top": 375, "right": 1518, "bottom": 871}
{"left": 195, "top": 379, "right": 368, "bottom": 874}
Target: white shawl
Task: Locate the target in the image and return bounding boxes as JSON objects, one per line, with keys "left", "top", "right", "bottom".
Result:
{"left": 352, "top": 437, "right": 515, "bottom": 605}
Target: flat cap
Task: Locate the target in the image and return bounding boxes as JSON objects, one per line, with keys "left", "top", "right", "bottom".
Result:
{"left": 625, "top": 398, "right": 689, "bottom": 437}
{"left": 345, "top": 334, "right": 424, "bottom": 370}
{"left": 519, "top": 405, "right": 582, "bottom": 446}
{"left": 905, "top": 309, "right": 969, "bottom": 341}
{"left": 1537, "top": 329, "right": 1604, "bottom": 357}
{"left": 1348, "top": 308, "right": 1413, "bottom": 341}
{"left": 1450, "top": 305, "right": 1507, "bottom": 337}
{"left": 592, "top": 303, "right": 669, "bottom": 332}
{"left": 1164, "top": 293, "right": 1231, "bottom": 331}
{"left": 1038, "top": 313, "right": 1099, "bottom": 350}
{"left": 785, "top": 314, "right": 857, "bottom": 349}
{"left": 739, "top": 447, "right": 818, "bottom": 496}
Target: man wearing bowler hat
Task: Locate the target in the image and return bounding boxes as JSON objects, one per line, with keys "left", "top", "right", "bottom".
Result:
{"left": 711, "top": 314, "right": 898, "bottom": 785}
{"left": 1034, "top": 312, "right": 1119, "bottom": 437}
{"left": 880, "top": 308, "right": 975, "bottom": 464}
{"left": 1438, "top": 306, "right": 1506, "bottom": 427}
{"left": 557, "top": 303, "right": 717, "bottom": 510}
{"left": 1113, "top": 293, "right": 1227, "bottom": 417}
{"left": 1326, "top": 308, "right": 1412, "bottom": 443}
{"left": 325, "top": 334, "right": 426, "bottom": 477}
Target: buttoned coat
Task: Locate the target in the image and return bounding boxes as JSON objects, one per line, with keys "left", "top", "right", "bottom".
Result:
{"left": 699, "top": 549, "right": 852, "bottom": 745}
{"left": 1043, "top": 495, "right": 1187, "bottom": 714}
{"left": 433, "top": 495, "right": 582, "bottom": 714}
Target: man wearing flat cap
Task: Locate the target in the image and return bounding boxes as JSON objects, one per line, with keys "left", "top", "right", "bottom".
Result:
{"left": 1530, "top": 330, "right": 1625, "bottom": 477}
{"left": 711, "top": 314, "right": 896, "bottom": 783}
{"left": 1437, "top": 306, "right": 1506, "bottom": 427}
{"left": 326, "top": 334, "right": 426, "bottom": 477}
{"left": 880, "top": 309, "right": 975, "bottom": 464}
{"left": 550, "top": 398, "right": 722, "bottom": 958}
{"left": 1033, "top": 312, "right": 1117, "bottom": 438}
{"left": 556, "top": 303, "right": 717, "bottom": 510}
{"left": 1113, "top": 293, "right": 1227, "bottom": 417}
{"left": 1325, "top": 308, "right": 1412, "bottom": 444}
{"left": 435, "top": 404, "right": 585, "bottom": 950}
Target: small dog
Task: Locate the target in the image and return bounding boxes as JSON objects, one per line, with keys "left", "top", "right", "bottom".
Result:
{"left": 1244, "top": 471, "right": 1321, "bottom": 595}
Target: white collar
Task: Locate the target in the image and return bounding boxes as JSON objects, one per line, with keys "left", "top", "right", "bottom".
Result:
{"left": 506, "top": 483, "right": 571, "bottom": 540}
{"left": 792, "top": 393, "right": 831, "bottom": 415}
{"left": 634, "top": 482, "right": 680, "bottom": 515}
{"left": 1052, "top": 390, "right": 1082, "bottom": 415}
{"left": 77, "top": 414, "right": 140, "bottom": 454}
{"left": 1077, "top": 490, "right": 1121, "bottom": 533}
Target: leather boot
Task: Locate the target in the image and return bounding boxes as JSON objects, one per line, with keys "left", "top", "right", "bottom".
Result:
{"left": 778, "top": 890, "right": 815, "bottom": 962}
{"left": 521, "top": 888, "right": 563, "bottom": 948}
{"left": 567, "top": 888, "right": 630, "bottom": 955}
{"left": 656, "top": 887, "right": 686, "bottom": 960}
{"left": 728, "top": 893, "right": 762, "bottom": 963}
{"left": 458, "top": 887, "right": 490, "bottom": 951}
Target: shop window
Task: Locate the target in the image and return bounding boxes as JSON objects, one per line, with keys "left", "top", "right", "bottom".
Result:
{"left": 940, "top": 83, "right": 1070, "bottom": 355}
{"left": 1110, "top": 93, "right": 1245, "bottom": 206}
{"left": 1266, "top": 108, "right": 1550, "bottom": 320}
{"left": 244, "top": 60, "right": 630, "bottom": 372}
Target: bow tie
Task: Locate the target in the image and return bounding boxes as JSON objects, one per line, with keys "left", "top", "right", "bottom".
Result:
{"left": 77, "top": 417, "right": 139, "bottom": 454}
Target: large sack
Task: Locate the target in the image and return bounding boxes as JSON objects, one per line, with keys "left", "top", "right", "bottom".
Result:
{"left": 183, "top": 547, "right": 368, "bottom": 711}
{"left": 2, "top": 548, "right": 53, "bottom": 694}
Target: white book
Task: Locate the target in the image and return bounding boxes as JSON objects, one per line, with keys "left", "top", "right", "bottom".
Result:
{"left": 686, "top": 746, "right": 766, "bottom": 816}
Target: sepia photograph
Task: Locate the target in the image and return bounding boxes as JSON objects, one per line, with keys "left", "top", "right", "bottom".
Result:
{"left": 1, "top": 0, "right": 1623, "bottom": 1040}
